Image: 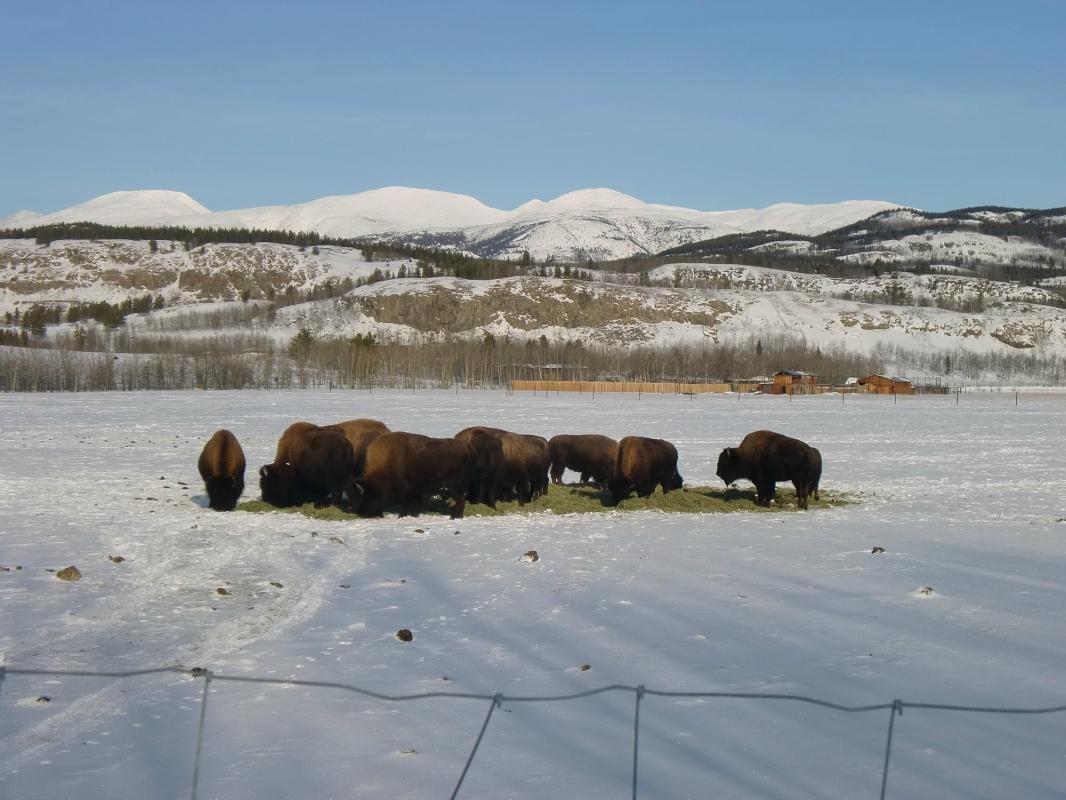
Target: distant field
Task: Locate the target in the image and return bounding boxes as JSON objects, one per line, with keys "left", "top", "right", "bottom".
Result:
{"left": 236, "top": 483, "right": 849, "bottom": 520}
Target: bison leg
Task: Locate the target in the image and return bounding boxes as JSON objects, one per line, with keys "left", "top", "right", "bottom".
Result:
{"left": 450, "top": 491, "right": 466, "bottom": 519}
{"left": 550, "top": 464, "right": 565, "bottom": 485}
{"left": 755, "top": 479, "right": 775, "bottom": 507}
{"left": 793, "top": 480, "right": 809, "bottom": 510}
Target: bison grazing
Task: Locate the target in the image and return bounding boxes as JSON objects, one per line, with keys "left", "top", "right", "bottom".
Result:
{"left": 455, "top": 426, "right": 548, "bottom": 505}
{"left": 273, "top": 421, "right": 319, "bottom": 464}
{"left": 198, "top": 429, "right": 246, "bottom": 511}
{"left": 716, "top": 430, "right": 819, "bottom": 509}
{"left": 808, "top": 447, "right": 822, "bottom": 502}
{"left": 462, "top": 429, "right": 506, "bottom": 508}
{"left": 343, "top": 432, "right": 475, "bottom": 518}
{"left": 606, "top": 436, "right": 684, "bottom": 505}
{"left": 548, "top": 434, "right": 618, "bottom": 486}
{"left": 260, "top": 428, "right": 357, "bottom": 508}
{"left": 323, "top": 418, "right": 390, "bottom": 474}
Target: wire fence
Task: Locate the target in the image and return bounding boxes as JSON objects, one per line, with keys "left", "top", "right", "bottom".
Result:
{"left": 2, "top": 665, "right": 1064, "bottom": 800}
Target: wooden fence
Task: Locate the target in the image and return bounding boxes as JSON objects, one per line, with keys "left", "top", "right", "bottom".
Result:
{"left": 511, "top": 380, "right": 733, "bottom": 394}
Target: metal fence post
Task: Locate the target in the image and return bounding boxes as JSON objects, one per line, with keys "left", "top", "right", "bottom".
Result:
{"left": 190, "top": 668, "right": 213, "bottom": 800}
{"left": 632, "top": 685, "right": 645, "bottom": 800}
{"left": 450, "top": 693, "right": 502, "bottom": 800}
{"left": 879, "top": 699, "right": 904, "bottom": 800}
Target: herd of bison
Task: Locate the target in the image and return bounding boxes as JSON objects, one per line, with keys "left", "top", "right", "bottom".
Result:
{"left": 197, "top": 419, "right": 822, "bottom": 518}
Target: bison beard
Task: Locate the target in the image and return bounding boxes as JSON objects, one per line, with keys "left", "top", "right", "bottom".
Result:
{"left": 259, "top": 429, "right": 356, "bottom": 508}
{"left": 606, "top": 436, "right": 683, "bottom": 505}
{"left": 198, "top": 429, "right": 246, "bottom": 511}
{"left": 716, "top": 429, "right": 819, "bottom": 509}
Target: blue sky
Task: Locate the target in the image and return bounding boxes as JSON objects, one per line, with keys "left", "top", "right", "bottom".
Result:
{"left": 2, "top": 0, "right": 1064, "bottom": 216}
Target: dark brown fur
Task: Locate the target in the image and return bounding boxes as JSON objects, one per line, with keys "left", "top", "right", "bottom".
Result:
{"left": 463, "top": 430, "right": 506, "bottom": 507}
{"left": 344, "top": 432, "right": 475, "bottom": 518}
{"left": 607, "top": 436, "right": 684, "bottom": 505}
{"left": 455, "top": 426, "right": 548, "bottom": 505}
{"left": 548, "top": 434, "right": 618, "bottom": 486}
{"left": 716, "top": 430, "right": 818, "bottom": 509}
{"left": 260, "top": 429, "right": 356, "bottom": 508}
{"left": 273, "top": 421, "right": 319, "bottom": 464}
{"left": 198, "top": 429, "right": 246, "bottom": 511}
{"left": 322, "top": 418, "right": 390, "bottom": 474}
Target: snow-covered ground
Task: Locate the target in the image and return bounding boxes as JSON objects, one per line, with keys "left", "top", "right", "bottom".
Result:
{"left": 1, "top": 389, "right": 1065, "bottom": 799}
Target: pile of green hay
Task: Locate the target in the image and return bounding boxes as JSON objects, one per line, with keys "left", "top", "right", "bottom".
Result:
{"left": 236, "top": 483, "right": 849, "bottom": 521}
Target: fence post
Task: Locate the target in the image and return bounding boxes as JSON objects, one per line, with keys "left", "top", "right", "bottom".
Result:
{"left": 189, "top": 668, "right": 213, "bottom": 800}
{"left": 879, "top": 699, "right": 904, "bottom": 800}
{"left": 450, "top": 693, "right": 502, "bottom": 800}
{"left": 632, "top": 685, "right": 645, "bottom": 800}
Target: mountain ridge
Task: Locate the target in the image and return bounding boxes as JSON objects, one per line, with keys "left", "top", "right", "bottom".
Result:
{"left": 0, "top": 186, "right": 901, "bottom": 261}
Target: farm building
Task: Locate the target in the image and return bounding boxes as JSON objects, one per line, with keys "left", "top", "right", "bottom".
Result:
{"left": 857, "top": 374, "right": 914, "bottom": 395}
{"left": 759, "top": 370, "right": 820, "bottom": 395}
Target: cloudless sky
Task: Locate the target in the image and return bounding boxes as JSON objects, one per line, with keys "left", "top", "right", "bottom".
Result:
{"left": 2, "top": 0, "right": 1064, "bottom": 216}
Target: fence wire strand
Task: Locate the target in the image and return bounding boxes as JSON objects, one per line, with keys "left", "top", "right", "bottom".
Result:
{"left": 4, "top": 665, "right": 1065, "bottom": 800}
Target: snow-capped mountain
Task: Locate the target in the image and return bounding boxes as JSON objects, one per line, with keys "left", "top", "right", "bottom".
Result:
{"left": 20, "top": 190, "right": 209, "bottom": 227}
{"left": 374, "top": 189, "right": 901, "bottom": 262}
{"left": 3, "top": 186, "right": 900, "bottom": 261}
{"left": 169, "top": 187, "right": 511, "bottom": 239}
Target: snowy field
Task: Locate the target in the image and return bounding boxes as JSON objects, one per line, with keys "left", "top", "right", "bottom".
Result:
{"left": 1, "top": 388, "right": 1065, "bottom": 799}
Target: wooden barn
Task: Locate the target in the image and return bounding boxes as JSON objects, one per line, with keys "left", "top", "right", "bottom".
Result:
{"left": 759, "top": 370, "right": 819, "bottom": 395}
{"left": 857, "top": 374, "right": 914, "bottom": 395}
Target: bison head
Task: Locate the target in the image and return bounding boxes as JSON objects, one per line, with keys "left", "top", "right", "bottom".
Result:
{"left": 604, "top": 476, "right": 628, "bottom": 506}
{"left": 667, "top": 469, "right": 684, "bottom": 491}
{"left": 715, "top": 448, "right": 740, "bottom": 485}
{"left": 340, "top": 477, "right": 383, "bottom": 517}
{"left": 259, "top": 463, "right": 301, "bottom": 508}
{"left": 205, "top": 476, "right": 242, "bottom": 511}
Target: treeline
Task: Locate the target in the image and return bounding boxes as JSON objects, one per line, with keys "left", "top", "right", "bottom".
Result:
{"left": 2, "top": 294, "right": 164, "bottom": 340}
{"left": 0, "top": 221, "right": 532, "bottom": 281}
{"left": 6, "top": 323, "right": 1064, "bottom": 392}
{"left": 0, "top": 330, "right": 882, "bottom": 392}
{"left": 0, "top": 222, "right": 327, "bottom": 249}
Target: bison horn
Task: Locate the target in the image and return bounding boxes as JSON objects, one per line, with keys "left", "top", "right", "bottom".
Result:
{"left": 259, "top": 465, "right": 269, "bottom": 478}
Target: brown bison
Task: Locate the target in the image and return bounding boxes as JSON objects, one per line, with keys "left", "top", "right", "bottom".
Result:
{"left": 716, "top": 430, "right": 819, "bottom": 510}
{"left": 198, "top": 429, "right": 246, "bottom": 511}
{"left": 274, "top": 419, "right": 389, "bottom": 474}
{"left": 462, "top": 429, "right": 506, "bottom": 507}
{"left": 809, "top": 447, "right": 822, "bottom": 501}
{"left": 548, "top": 434, "right": 618, "bottom": 486}
{"left": 455, "top": 426, "right": 548, "bottom": 505}
{"left": 524, "top": 434, "right": 551, "bottom": 499}
{"left": 606, "top": 436, "right": 684, "bottom": 505}
{"left": 273, "top": 421, "right": 319, "bottom": 464}
{"left": 322, "top": 418, "right": 390, "bottom": 473}
{"left": 343, "top": 432, "right": 475, "bottom": 518}
{"left": 260, "top": 428, "right": 357, "bottom": 508}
